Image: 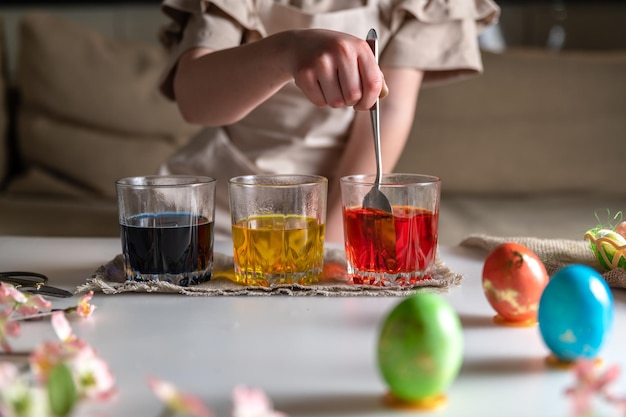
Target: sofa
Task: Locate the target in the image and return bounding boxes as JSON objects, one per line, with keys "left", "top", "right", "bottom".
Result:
{"left": 1, "top": 3, "right": 625, "bottom": 246}
{"left": 0, "top": 8, "right": 201, "bottom": 237}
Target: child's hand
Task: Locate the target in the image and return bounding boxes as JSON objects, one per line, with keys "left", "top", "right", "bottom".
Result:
{"left": 286, "top": 29, "right": 388, "bottom": 111}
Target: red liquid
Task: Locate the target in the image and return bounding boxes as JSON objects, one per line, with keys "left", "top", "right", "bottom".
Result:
{"left": 343, "top": 206, "right": 438, "bottom": 285}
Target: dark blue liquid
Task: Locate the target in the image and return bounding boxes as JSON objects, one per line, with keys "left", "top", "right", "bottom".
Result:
{"left": 120, "top": 212, "right": 213, "bottom": 286}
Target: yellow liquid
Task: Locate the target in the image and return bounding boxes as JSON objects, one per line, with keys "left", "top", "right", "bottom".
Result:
{"left": 232, "top": 214, "right": 325, "bottom": 286}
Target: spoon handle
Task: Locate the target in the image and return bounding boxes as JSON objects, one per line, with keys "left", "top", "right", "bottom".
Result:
{"left": 366, "top": 28, "right": 383, "bottom": 186}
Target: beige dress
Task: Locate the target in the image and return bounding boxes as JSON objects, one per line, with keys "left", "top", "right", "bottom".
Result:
{"left": 158, "top": 0, "right": 500, "bottom": 239}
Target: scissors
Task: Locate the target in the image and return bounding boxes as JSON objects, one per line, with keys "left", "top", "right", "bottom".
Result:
{"left": 0, "top": 271, "right": 73, "bottom": 298}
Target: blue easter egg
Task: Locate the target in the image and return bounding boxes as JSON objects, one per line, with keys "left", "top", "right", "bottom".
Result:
{"left": 538, "top": 264, "right": 614, "bottom": 361}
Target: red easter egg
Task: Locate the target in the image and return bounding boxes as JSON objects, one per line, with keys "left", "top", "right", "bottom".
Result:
{"left": 482, "top": 243, "right": 549, "bottom": 323}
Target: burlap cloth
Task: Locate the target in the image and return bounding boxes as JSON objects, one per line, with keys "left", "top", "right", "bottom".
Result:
{"left": 75, "top": 249, "right": 462, "bottom": 296}
{"left": 460, "top": 234, "right": 626, "bottom": 288}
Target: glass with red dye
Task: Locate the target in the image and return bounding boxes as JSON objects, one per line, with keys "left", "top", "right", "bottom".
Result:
{"left": 340, "top": 174, "right": 441, "bottom": 286}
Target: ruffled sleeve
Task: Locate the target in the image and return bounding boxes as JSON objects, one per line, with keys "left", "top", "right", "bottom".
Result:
{"left": 380, "top": 0, "right": 501, "bottom": 87}
{"left": 158, "top": 0, "right": 266, "bottom": 100}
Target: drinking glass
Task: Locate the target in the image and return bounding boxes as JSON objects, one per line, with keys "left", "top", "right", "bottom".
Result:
{"left": 115, "top": 175, "right": 216, "bottom": 286}
{"left": 340, "top": 174, "right": 441, "bottom": 286}
{"left": 228, "top": 174, "right": 327, "bottom": 286}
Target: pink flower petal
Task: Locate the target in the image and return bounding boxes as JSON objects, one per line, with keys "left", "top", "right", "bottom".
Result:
{"left": 74, "top": 351, "right": 117, "bottom": 401}
{"left": 0, "top": 362, "right": 19, "bottom": 387}
{"left": 147, "top": 376, "right": 213, "bottom": 417}
{"left": 232, "top": 386, "right": 287, "bottom": 417}
{"left": 30, "top": 341, "right": 66, "bottom": 382}
{"left": 16, "top": 305, "right": 41, "bottom": 316}
{"left": 0, "top": 282, "right": 28, "bottom": 304}
{"left": 77, "top": 291, "right": 96, "bottom": 318}
{"left": 5, "top": 320, "right": 20, "bottom": 338}
{"left": 595, "top": 364, "right": 621, "bottom": 389}
{"left": 30, "top": 294, "right": 53, "bottom": 310}
{"left": 51, "top": 310, "right": 74, "bottom": 342}
{"left": 566, "top": 359, "right": 626, "bottom": 417}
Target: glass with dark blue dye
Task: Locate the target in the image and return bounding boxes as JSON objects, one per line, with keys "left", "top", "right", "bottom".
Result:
{"left": 116, "top": 175, "right": 216, "bottom": 286}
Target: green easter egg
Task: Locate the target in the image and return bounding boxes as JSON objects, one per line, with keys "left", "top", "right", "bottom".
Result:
{"left": 377, "top": 293, "right": 463, "bottom": 402}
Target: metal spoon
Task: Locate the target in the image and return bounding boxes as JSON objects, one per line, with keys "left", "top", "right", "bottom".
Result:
{"left": 362, "top": 28, "right": 393, "bottom": 214}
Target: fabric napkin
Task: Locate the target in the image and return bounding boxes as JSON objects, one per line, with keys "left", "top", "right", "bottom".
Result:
{"left": 460, "top": 234, "right": 626, "bottom": 288}
{"left": 76, "top": 249, "right": 462, "bottom": 296}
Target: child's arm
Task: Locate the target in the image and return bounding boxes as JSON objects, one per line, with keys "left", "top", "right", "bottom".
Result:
{"left": 172, "top": 29, "right": 387, "bottom": 126}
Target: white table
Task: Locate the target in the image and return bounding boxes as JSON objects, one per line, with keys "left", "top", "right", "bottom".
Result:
{"left": 1, "top": 236, "right": 625, "bottom": 417}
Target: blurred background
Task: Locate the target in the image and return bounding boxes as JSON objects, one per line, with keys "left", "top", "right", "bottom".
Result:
{"left": 0, "top": 0, "right": 624, "bottom": 245}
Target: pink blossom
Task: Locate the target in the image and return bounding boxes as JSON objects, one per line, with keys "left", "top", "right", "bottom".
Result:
{"left": 51, "top": 310, "right": 75, "bottom": 342}
{"left": 76, "top": 291, "right": 97, "bottom": 318}
{"left": 565, "top": 359, "right": 626, "bottom": 416}
{"left": 0, "top": 308, "right": 20, "bottom": 352}
{"left": 72, "top": 347, "right": 117, "bottom": 402}
{"left": 30, "top": 337, "right": 116, "bottom": 403}
{"left": 29, "top": 311, "right": 116, "bottom": 403}
{"left": 29, "top": 338, "right": 91, "bottom": 384}
{"left": 0, "top": 363, "right": 50, "bottom": 417}
{"left": 0, "top": 282, "right": 28, "bottom": 305}
{"left": 0, "top": 282, "right": 52, "bottom": 317}
{"left": 30, "top": 294, "right": 52, "bottom": 310}
{"left": 0, "top": 362, "right": 19, "bottom": 388}
{"left": 147, "top": 376, "right": 213, "bottom": 417}
{"left": 15, "top": 295, "right": 52, "bottom": 317}
{"left": 0, "top": 286, "right": 115, "bottom": 415}
{"left": 30, "top": 340, "right": 68, "bottom": 382}
{"left": 232, "top": 386, "right": 287, "bottom": 417}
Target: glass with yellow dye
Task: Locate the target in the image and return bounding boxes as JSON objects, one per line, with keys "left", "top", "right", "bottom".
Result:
{"left": 228, "top": 175, "right": 327, "bottom": 286}
{"left": 232, "top": 214, "right": 325, "bottom": 285}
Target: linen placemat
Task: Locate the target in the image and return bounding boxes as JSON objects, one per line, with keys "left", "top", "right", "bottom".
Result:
{"left": 459, "top": 234, "right": 626, "bottom": 289}
{"left": 76, "top": 249, "right": 462, "bottom": 296}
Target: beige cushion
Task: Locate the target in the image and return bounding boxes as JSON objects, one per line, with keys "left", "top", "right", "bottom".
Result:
{"left": 0, "top": 16, "right": 7, "bottom": 187}
{"left": 395, "top": 48, "right": 626, "bottom": 195}
{"left": 12, "top": 11, "right": 200, "bottom": 200}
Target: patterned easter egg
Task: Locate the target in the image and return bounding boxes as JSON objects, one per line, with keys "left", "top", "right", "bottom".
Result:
{"left": 377, "top": 293, "right": 463, "bottom": 404}
{"left": 584, "top": 228, "right": 626, "bottom": 271}
{"left": 538, "top": 264, "right": 614, "bottom": 361}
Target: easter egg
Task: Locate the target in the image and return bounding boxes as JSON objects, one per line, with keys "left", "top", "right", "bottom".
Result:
{"left": 584, "top": 228, "right": 626, "bottom": 270}
{"left": 377, "top": 293, "right": 463, "bottom": 406}
{"left": 538, "top": 264, "right": 614, "bottom": 361}
{"left": 482, "top": 243, "right": 549, "bottom": 325}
